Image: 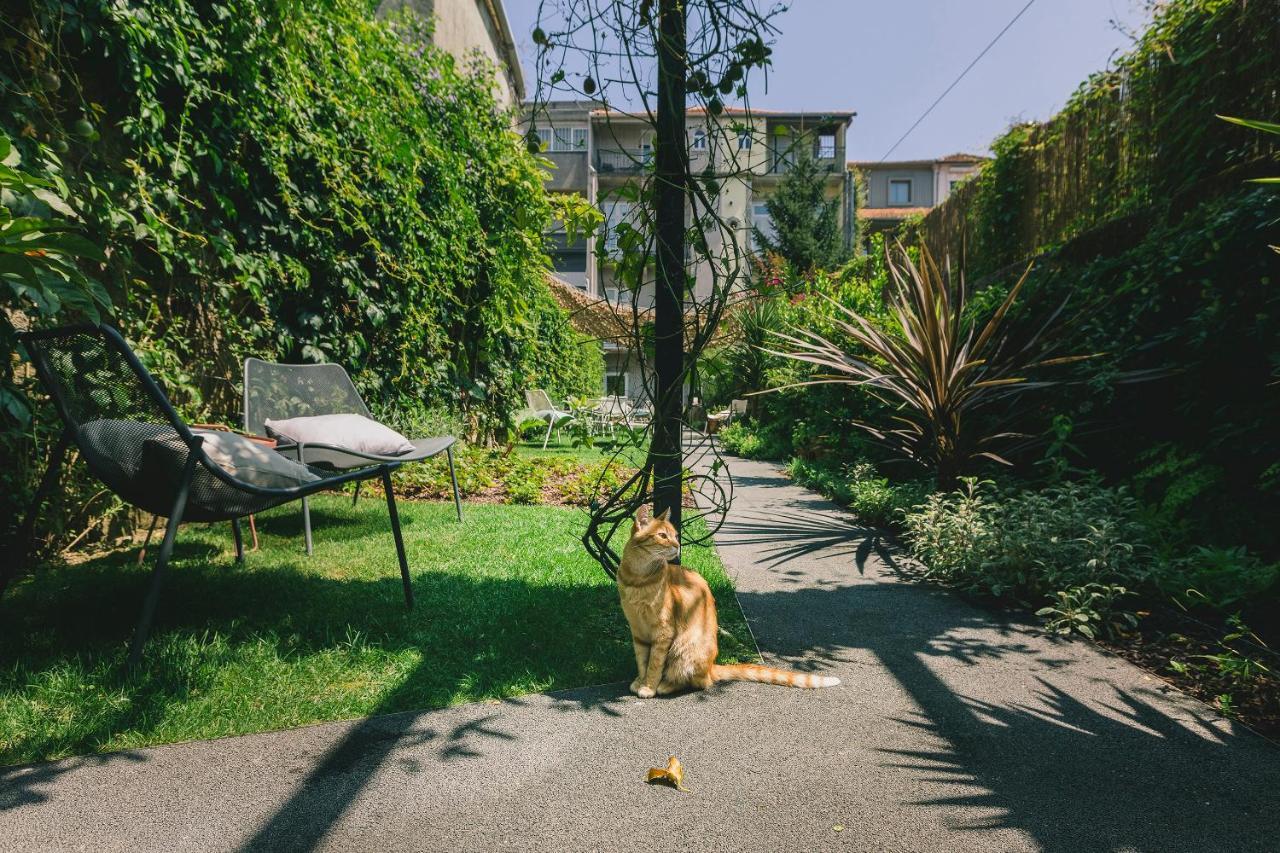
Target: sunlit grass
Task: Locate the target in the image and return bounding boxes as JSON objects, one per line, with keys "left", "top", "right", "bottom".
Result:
{"left": 0, "top": 497, "right": 752, "bottom": 766}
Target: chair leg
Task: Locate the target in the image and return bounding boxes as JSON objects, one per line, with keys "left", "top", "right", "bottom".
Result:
{"left": 2, "top": 429, "right": 71, "bottom": 599}
{"left": 128, "top": 453, "right": 197, "bottom": 670}
{"left": 137, "top": 514, "right": 160, "bottom": 566}
{"left": 352, "top": 481, "right": 362, "bottom": 507}
{"left": 446, "top": 446, "right": 463, "bottom": 522}
{"left": 380, "top": 468, "right": 413, "bottom": 609}
{"left": 302, "top": 496, "right": 314, "bottom": 556}
{"left": 542, "top": 418, "right": 554, "bottom": 450}
{"left": 293, "top": 445, "right": 314, "bottom": 556}
{"left": 231, "top": 518, "right": 245, "bottom": 563}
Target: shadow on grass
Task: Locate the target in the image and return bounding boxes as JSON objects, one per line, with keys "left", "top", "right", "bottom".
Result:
{"left": 9, "top": 480, "right": 1279, "bottom": 852}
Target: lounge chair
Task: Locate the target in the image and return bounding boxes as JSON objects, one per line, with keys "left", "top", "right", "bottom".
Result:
{"left": 524, "top": 389, "right": 573, "bottom": 449}
{"left": 707, "top": 398, "right": 748, "bottom": 434}
{"left": 244, "top": 358, "right": 462, "bottom": 556}
{"left": 14, "top": 325, "right": 420, "bottom": 667}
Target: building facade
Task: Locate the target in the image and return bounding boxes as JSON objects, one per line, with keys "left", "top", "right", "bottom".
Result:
{"left": 526, "top": 102, "right": 856, "bottom": 309}
{"left": 852, "top": 153, "right": 987, "bottom": 235}
{"left": 378, "top": 0, "right": 524, "bottom": 107}
{"left": 525, "top": 102, "right": 855, "bottom": 400}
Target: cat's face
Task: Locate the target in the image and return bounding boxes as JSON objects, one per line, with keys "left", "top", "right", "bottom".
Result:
{"left": 630, "top": 506, "right": 680, "bottom": 562}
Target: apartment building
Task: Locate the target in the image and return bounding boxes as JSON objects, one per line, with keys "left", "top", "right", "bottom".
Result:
{"left": 526, "top": 101, "right": 854, "bottom": 400}
{"left": 851, "top": 153, "right": 987, "bottom": 235}
{"left": 526, "top": 101, "right": 856, "bottom": 308}
{"left": 378, "top": 0, "right": 524, "bottom": 107}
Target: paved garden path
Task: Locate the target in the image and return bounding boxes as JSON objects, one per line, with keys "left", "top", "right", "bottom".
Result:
{"left": 3, "top": 451, "right": 1278, "bottom": 852}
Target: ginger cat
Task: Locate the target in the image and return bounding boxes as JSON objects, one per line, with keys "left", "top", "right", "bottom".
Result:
{"left": 618, "top": 505, "right": 840, "bottom": 697}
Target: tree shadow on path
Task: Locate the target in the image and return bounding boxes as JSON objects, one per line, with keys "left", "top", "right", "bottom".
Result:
{"left": 726, "top": 507, "right": 1280, "bottom": 853}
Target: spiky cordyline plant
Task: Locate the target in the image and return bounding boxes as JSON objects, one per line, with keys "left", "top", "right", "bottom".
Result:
{"left": 765, "top": 245, "right": 1088, "bottom": 487}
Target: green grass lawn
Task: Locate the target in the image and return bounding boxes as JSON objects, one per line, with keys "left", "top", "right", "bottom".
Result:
{"left": 0, "top": 497, "right": 754, "bottom": 766}
{"left": 514, "top": 432, "right": 649, "bottom": 465}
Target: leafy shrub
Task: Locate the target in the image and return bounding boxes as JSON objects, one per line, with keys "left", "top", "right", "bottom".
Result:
{"left": 786, "top": 458, "right": 928, "bottom": 529}
{"left": 1157, "top": 546, "right": 1280, "bottom": 614}
{"left": 903, "top": 477, "right": 1153, "bottom": 603}
{"left": 501, "top": 459, "right": 546, "bottom": 505}
{"left": 718, "top": 421, "right": 761, "bottom": 457}
{"left": 1037, "top": 583, "right": 1137, "bottom": 639}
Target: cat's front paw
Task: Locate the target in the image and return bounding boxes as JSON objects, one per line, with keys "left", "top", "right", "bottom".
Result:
{"left": 635, "top": 684, "right": 656, "bottom": 699}
{"left": 629, "top": 678, "right": 645, "bottom": 694}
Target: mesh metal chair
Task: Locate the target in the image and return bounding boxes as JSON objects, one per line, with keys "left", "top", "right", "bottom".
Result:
{"left": 244, "top": 358, "right": 462, "bottom": 555}
{"left": 524, "top": 389, "right": 573, "bottom": 449}
{"left": 14, "top": 325, "right": 418, "bottom": 667}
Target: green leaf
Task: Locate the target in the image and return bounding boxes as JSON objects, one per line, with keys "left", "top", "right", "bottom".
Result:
{"left": 1217, "top": 115, "right": 1280, "bottom": 135}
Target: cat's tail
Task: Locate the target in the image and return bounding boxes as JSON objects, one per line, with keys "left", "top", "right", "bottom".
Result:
{"left": 711, "top": 663, "right": 840, "bottom": 689}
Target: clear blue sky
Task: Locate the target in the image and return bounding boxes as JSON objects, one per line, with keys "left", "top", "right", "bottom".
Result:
{"left": 505, "top": 0, "right": 1151, "bottom": 161}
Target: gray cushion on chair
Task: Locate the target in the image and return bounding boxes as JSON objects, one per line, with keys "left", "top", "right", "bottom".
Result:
{"left": 264, "top": 413, "right": 415, "bottom": 456}
{"left": 140, "top": 429, "right": 321, "bottom": 490}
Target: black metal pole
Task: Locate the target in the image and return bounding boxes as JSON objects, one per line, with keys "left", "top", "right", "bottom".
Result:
{"left": 651, "top": 0, "right": 687, "bottom": 540}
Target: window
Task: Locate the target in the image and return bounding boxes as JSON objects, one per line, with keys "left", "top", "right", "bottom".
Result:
{"left": 551, "top": 126, "right": 588, "bottom": 152}
{"left": 605, "top": 371, "right": 627, "bottom": 397}
{"left": 738, "top": 130, "right": 753, "bottom": 151}
{"left": 639, "top": 134, "right": 653, "bottom": 163}
{"left": 752, "top": 201, "right": 775, "bottom": 250}
{"left": 889, "top": 179, "right": 912, "bottom": 205}
{"left": 602, "top": 200, "right": 636, "bottom": 254}
{"left": 533, "top": 127, "right": 552, "bottom": 151}
{"left": 817, "top": 133, "right": 836, "bottom": 159}
{"left": 692, "top": 129, "right": 707, "bottom": 151}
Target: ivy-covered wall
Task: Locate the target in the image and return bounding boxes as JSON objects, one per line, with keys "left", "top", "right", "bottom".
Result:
{"left": 901, "top": 0, "right": 1280, "bottom": 557}
{"left": 913, "top": 0, "right": 1279, "bottom": 275}
{"left": 1, "top": 0, "right": 602, "bottom": 552}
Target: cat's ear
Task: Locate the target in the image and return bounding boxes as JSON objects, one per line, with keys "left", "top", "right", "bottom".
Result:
{"left": 656, "top": 507, "right": 671, "bottom": 522}
{"left": 634, "top": 504, "right": 652, "bottom": 527}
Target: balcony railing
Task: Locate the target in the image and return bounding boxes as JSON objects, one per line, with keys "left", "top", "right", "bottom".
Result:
{"left": 595, "top": 146, "right": 847, "bottom": 176}
{"left": 595, "top": 148, "right": 652, "bottom": 174}
{"left": 765, "top": 147, "right": 846, "bottom": 175}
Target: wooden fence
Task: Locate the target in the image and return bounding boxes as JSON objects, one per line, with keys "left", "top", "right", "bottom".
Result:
{"left": 908, "top": 0, "right": 1280, "bottom": 275}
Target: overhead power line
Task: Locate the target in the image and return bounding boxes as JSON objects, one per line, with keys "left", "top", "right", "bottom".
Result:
{"left": 879, "top": 0, "right": 1038, "bottom": 162}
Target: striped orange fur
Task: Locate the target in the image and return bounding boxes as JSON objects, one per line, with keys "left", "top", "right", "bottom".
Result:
{"left": 617, "top": 506, "right": 841, "bottom": 698}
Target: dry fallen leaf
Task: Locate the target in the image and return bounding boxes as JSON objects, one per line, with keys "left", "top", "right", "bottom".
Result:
{"left": 645, "top": 755, "right": 688, "bottom": 792}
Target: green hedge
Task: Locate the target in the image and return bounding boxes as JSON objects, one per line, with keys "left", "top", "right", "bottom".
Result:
{"left": 1, "top": 0, "right": 601, "bottom": 554}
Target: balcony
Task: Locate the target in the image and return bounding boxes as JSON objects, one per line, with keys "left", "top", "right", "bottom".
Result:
{"left": 540, "top": 151, "right": 590, "bottom": 191}
{"left": 764, "top": 147, "right": 846, "bottom": 175}
{"left": 595, "top": 148, "right": 652, "bottom": 175}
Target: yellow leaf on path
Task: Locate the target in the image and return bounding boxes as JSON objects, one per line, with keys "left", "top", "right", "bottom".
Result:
{"left": 645, "top": 755, "right": 688, "bottom": 792}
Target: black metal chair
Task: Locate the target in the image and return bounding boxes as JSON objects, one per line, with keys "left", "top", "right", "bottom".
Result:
{"left": 243, "top": 358, "right": 462, "bottom": 556}
{"left": 14, "top": 324, "right": 418, "bottom": 667}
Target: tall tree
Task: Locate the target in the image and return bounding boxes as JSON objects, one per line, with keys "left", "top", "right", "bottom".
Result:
{"left": 754, "top": 153, "right": 849, "bottom": 273}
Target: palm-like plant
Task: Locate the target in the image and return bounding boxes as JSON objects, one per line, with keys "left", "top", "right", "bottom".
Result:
{"left": 765, "top": 246, "right": 1087, "bottom": 487}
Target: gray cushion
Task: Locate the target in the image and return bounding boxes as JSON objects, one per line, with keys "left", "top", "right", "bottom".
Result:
{"left": 264, "top": 413, "right": 415, "bottom": 456}
{"left": 194, "top": 430, "right": 321, "bottom": 488}
{"left": 140, "top": 429, "right": 321, "bottom": 490}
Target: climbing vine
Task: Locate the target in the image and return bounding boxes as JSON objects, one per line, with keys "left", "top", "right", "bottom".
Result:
{"left": 1, "top": 0, "right": 601, "bottom": 553}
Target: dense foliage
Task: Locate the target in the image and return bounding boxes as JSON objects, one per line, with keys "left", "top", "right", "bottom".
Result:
{"left": 709, "top": 0, "right": 1279, "bottom": 720}
{"left": 894, "top": 0, "right": 1280, "bottom": 560}
{"left": 1, "top": 0, "right": 602, "bottom": 555}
